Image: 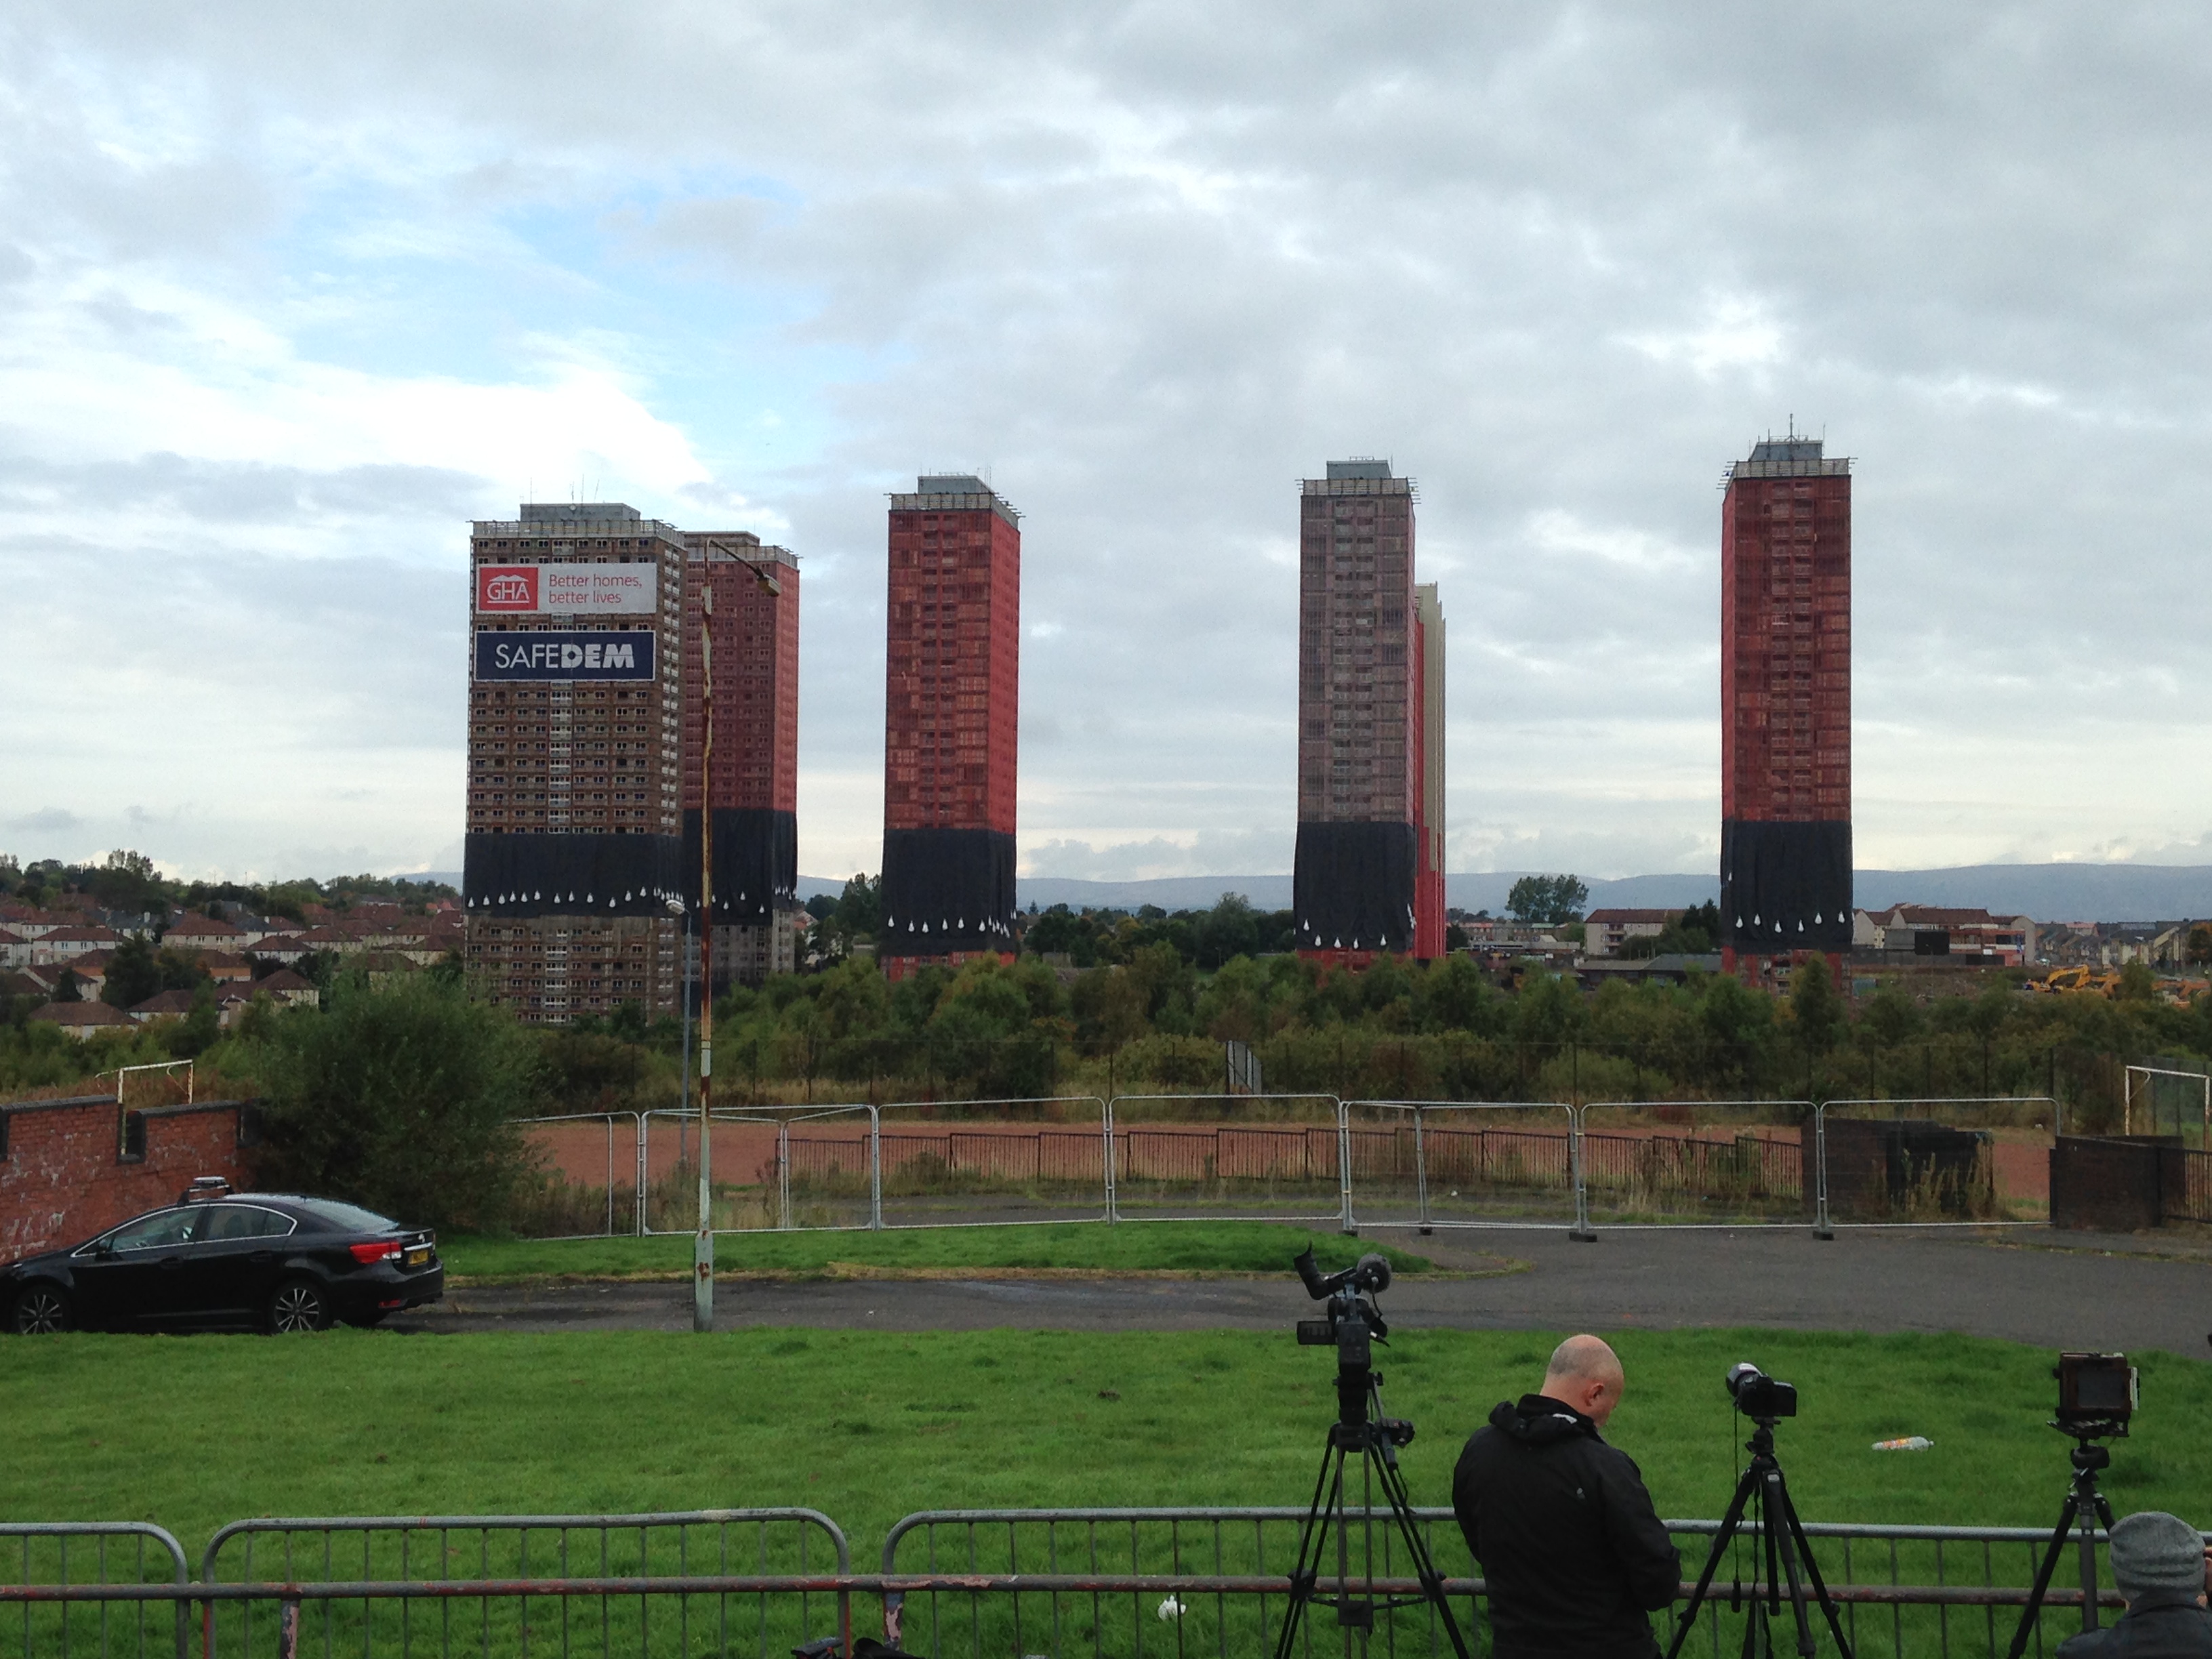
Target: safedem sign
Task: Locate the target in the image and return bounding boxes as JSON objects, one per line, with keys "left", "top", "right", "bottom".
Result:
{"left": 475, "top": 562, "right": 658, "bottom": 615}
{"left": 476, "top": 630, "right": 657, "bottom": 681}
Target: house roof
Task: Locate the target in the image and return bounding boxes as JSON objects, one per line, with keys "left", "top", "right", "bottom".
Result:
{"left": 251, "top": 968, "right": 314, "bottom": 993}
{"left": 33, "top": 1000, "right": 131, "bottom": 1027}
{"left": 131, "top": 989, "right": 201, "bottom": 1017}
{"left": 166, "top": 912, "right": 243, "bottom": 938}
{"left": 1585, "top": 909, "right": 1681, "bottom": 925}
{"left": 42, "top": 924, "right": 120, "bottom": 944}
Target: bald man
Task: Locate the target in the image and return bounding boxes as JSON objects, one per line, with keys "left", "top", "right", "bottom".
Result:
{"left": 1452, "top": 1336, "right": 1681, "bottom": 1659}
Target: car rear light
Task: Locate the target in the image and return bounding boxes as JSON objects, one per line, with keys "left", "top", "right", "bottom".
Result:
{"left": 350, "top": 1241, "right": 403, "bottom": 1265}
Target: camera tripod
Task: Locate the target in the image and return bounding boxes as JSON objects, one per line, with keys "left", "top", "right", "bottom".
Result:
{"left": 1665, "top": 1417, "right": 1853, "bottom": 1659}
{"left": 1273, "top": 1309, "right": 1471, "bottom": 1659}
{"left": 2002, "top": 1435, "right": 2118, "bottom": 1659}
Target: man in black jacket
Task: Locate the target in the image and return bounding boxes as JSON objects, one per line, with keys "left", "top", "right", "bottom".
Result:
{"left": 1453, "top": 1335, "right": 1681, "bottom": 1659}
{"left": 2056, "top": 1511, "right": 2212, "bottom": 1659}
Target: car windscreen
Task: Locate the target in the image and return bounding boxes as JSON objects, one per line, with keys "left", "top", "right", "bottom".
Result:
{"left": 287, "top": 1197, "right": 401, "bottom": 1234}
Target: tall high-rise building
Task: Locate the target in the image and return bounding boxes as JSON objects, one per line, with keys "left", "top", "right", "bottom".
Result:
{"left": 879, "top": 474, "right": 1020, "bottom": 976}
{"left": 681, "top": 531, "right": 800, "bottom": 990}
{"left": 1294, "top": 460, "right": 1425, "bottom": 962}
{"left": 1413, "top": 582, "right": 1447, "bottom": 960}
{"left": 462, "top": 503, "right": 687, "bottom": 1023}
{"left": 1719, "top": 436, "right": 1852, "bottom": 983}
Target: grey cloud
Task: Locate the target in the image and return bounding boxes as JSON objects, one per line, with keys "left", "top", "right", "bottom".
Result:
{"left": 6, "top": 808, "right": 86, "bottom": 836}
{"left": 0, "top": 445, "right": 490, "bottom": 525}
{"left": 12, "top": 2, "right": 2212, "bottom": 877}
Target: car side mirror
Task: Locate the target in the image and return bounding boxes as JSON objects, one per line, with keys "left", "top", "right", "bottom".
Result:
{"left": 93, "top": 1241, "right": 116, "bottom": 1258}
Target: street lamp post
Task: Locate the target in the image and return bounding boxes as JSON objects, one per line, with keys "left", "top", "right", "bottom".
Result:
{"left": 693, "top": 589, "right": 716, "bottom": 1333}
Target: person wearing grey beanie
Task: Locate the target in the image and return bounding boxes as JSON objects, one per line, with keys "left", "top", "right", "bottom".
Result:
{"left": 2057, "top": 1512, "right": 2212, "bottom": 1659}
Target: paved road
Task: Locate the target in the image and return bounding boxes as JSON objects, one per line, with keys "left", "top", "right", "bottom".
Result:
{"left": 397, "top": 1226, "right": 2212, "bottom": 1354}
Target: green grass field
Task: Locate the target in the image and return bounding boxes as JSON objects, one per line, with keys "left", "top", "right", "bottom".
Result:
{"left": 9, "top": 1324, "right": 2209, "bottom": 1568}
{"left": 438, "top": 1221, "right": 1448, "bottom": 1283}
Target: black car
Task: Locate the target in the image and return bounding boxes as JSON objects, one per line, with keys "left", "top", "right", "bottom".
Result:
{"left": 3, "top": 1183, "right": 443, "bottom": 1334}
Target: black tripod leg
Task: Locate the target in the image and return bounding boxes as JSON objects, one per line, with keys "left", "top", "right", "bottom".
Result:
{"left": 1371, "top": 1449, "right": 1473, "bottom": 1659}
{"left": 2003, "top": 1495, "right": 2082, "bottom": 1659}
{"left": 1763, "top": 1469, "right": 1818, "bottom": 1659}
{"left": 2076, "top": 1487, "right": 2114, "bottom": 1635}
{"left": 1776, "top": 1477, "right": 1854, "bottom": 1659}
{"left": 1666, "top": 1460, "right": 1767, "bottom": 1659}
{"left": 1275, "top": 1441, "right": 1347, "bottom": 1659}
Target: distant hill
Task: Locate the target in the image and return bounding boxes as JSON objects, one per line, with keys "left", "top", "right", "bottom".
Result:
{"left": 792, "top": 863, "right": 2212, "bottom": 923}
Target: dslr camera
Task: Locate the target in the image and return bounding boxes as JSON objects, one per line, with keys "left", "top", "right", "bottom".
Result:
{"left": 1725, "top": 1361, "right": 1799, "bottom": 1420}
{"left": 2053, "top": 1351, "right": 2136, "bottom": 1437}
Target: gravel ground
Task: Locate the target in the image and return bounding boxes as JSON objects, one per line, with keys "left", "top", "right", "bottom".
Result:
{"left": 396, "top": 1225, "right": 2212, "bottom": 1355}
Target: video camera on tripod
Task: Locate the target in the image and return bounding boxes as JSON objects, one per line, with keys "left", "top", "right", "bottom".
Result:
{"left": 1274, "top": 1247, "right": 1470, "bottom": 1659}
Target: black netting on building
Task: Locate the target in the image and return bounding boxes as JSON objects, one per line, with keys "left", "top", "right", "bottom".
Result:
{"left": 680, "top": 808, "right": 797, "bottom": 924}
{"left": 880, "top": 827, "right": 1017, "bottom": 953}
{"left": 1719, "top": 819, "right": 1853, "bottom": 952}
{"left": 1293, "top": 820, "right": 1417, "bottom": 953}
{"left": 463, "top": 832, "right": 686, "bottom": 918}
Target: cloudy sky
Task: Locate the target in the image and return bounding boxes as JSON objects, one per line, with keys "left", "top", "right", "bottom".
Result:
{"left": 6, "top": 2, "right": 2212, "bottom": 886}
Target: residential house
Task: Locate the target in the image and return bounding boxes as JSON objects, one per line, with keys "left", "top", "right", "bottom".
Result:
{"left": 164, "top": 912, "right": 254, "bottom": 954}
{"left": 30, "top": 1000, "right": 134, "bottom": 1038}
{"left": 0, "top": 927, "right": 28, "bottom": 969}
{"left": 192, "top": 949, "right": 254, "bottom": 984}
{"left": 1582, "top": 909, "right": 1678, "bottom": 958}
{"left": 129, "top": 988, "right": 203, "bottom": 1023}
{"left": 1852, "top": 905, "right": 2035, "bottom": 966}
{"left": 31, "top": 924, "right": 121, "bottom": 965}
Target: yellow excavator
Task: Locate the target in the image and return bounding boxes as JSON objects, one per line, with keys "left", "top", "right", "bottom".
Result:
{"left": 2032, "top": 966, "right": 2123, "bottom": 996}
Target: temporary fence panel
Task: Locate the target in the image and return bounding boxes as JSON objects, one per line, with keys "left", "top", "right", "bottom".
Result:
{"left": 1814, "top": 1099, "right": 2058, "bottom": 1230}
{"left": 199, "top": 1509, "right": 849, "bottom": 1659}
{"left": 720, "top": 1103, "right": 880, "bottom": 1233}
{"left": 877, "top": 1507, "right": 2142, "bottom": 1659}
{"left": 0, "top": 1521, "right": 191, "bottom": 1659}
{"left": 1104, "top": 1095, "right": 1350, "bottom": 1228}
{"left": 872, "top": 1097, "right": 1113, "bottom": 1230}
{"left": 641, "top": 1105, "right": 880, "bottom": 1235}
{"left": 1565, "top": 1101, "right": 1809, "bottom": 1229}
{"left": 0, "top": 1507, "right": 2169, "bottom": 1659}
{"left": 1343, "top": 1101, "right": 1586, "bottom": 1234}
{"left": 512, "top": 1113, "right": 647, "bottom": 1238}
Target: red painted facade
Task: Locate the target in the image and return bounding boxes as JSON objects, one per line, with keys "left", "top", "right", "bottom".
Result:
{"left": 1412, "top": 586, "right": 1447, "bottom": 960}
{"left": 1721, "top": 438, "right": 1851, "bottom": 983}
{"left": 1, "top": 1096, "right": 252, "bottom": 1263}
{"left": 883, "top": 487, "right": 1021, "bottom": 836}
{"left": 680, "top": 533, "right": 800, "bottom": 817}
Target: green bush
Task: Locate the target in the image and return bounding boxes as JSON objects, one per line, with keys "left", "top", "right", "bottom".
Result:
{"left": 248, "top": 972, "right": 540, "bottom": 1231}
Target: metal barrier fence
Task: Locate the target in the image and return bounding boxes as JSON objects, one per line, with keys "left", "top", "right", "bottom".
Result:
{"left": 518, "top": 1093, "right": 2069, "bottom": 1242}
{"left": 1, "top": 1505, "right": 2175, "bottom": 1659}
{"left": 878, "top": 1507, "right": 2144, "bottom": 1659}
{"left": 0, "top": 1521, "right": 191, "bottom": 1659}
{"left": 196, "top": 1509, "right": 848, "bottom": 1659}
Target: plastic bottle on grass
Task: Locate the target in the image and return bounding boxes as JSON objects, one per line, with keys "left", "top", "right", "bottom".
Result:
{"left": 1872, "top": 1436, "right": 1933, "bottom": 1452}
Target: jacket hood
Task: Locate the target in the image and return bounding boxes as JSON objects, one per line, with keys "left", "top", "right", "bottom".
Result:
{"left": 1488, "top": 1393, "right": 1599, "bottom": 1446}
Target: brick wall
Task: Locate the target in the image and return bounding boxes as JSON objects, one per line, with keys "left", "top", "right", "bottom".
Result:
{"left": 1, "top": 1094, "right": 253, "bottom": 1263}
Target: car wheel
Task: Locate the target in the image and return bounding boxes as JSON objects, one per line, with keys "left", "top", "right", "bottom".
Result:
{"left": 267, "top": 1278, "right": 331, "bottom": 1334}
{"left": 12, "top": 1286, "right": 72, "bottom": 1335}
